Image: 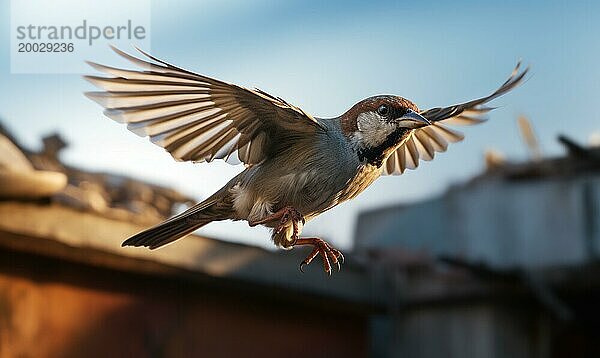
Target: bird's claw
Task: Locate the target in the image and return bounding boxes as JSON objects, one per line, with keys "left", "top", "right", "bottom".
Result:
{"left": 295, "top": 238, "right": 344, "bottom": 275}
{"left": 337, "top": 251, "right": 345, "bottom": 264}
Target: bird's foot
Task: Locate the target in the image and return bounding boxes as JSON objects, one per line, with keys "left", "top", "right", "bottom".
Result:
{"left": 294, "top": 237, "right": 344, "bottom": 275}
{"left": 273, "top": 207, "right": 304, "bottom": 239}
{"left": 250, "top": 206, "right": 304, "bottom": 241}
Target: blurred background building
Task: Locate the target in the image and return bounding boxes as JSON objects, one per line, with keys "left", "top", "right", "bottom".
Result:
{"left": 356, "top": 127, "right": 600, "bottom": 357}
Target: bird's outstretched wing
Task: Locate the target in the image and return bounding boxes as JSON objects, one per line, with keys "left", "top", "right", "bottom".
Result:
{"left": 85, "top": 46, "right": 322, "bottom": 166}
{"left": 382, "top": 62, "right": 528, "bottom": 175}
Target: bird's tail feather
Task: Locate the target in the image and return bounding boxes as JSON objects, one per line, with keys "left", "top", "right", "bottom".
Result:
{"left": 122, "top": 197, "right": 226, "bottom": 249}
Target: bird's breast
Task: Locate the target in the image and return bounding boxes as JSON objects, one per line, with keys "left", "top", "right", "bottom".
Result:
{"left": 335, "top": 163, "right": 381, "bottom": 203}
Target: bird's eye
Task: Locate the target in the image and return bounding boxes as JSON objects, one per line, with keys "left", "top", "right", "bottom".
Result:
{"left": 377, "top": 104, "right": 389, "bottom": 117}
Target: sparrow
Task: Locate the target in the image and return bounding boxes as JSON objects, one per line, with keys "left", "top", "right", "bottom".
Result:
{"left": 85, "top": 46, "right": 528, "bottom": 274}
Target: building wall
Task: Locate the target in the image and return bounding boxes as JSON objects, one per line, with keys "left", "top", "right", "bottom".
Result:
{"left": 0, "top": 248, "right": 368, "bottom": 358}
{"left": 356, "top": 173, "right": 600, "bottom": 358}
{"left": 356, "top": 175, "right": 600, "bottom": 269}
{"left": 389, "top": 303, "right": 547, "bottom": 358}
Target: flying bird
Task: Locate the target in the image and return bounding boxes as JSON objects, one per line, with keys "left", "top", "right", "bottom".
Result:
{"left": 85, "top": 47, "right": 528, "bottom": 274}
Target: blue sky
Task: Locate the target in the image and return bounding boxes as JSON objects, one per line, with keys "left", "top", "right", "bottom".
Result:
{"left": 1, "top": 0, "right": 598, "bottom": 249}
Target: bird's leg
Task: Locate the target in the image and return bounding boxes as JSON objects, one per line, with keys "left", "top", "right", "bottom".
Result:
{"left": 249, "top": 208, "right": 344, "bottom": 274}
{"left": 248, "top": 206, "right": 305, "bottom": 241}
{"left": 294, "top": 237, "right": 344, "bottom": 275}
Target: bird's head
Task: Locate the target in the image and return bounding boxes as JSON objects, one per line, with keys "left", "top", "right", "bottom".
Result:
{"left": 340, "top": 95, "right": 431, "bottom": 164}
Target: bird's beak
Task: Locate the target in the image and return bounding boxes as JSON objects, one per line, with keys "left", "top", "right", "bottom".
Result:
{"left": 398, "top": 109, "right": 432, "bottom": 127}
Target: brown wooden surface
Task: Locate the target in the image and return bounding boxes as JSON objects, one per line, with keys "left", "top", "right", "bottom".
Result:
{"left": 0, "top": 247, "right": 368, "bottom": 358}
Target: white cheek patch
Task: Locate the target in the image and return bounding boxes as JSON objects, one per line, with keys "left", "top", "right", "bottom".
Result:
{"left": 354, "top": 111, "right": 395, "bottom": 148}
